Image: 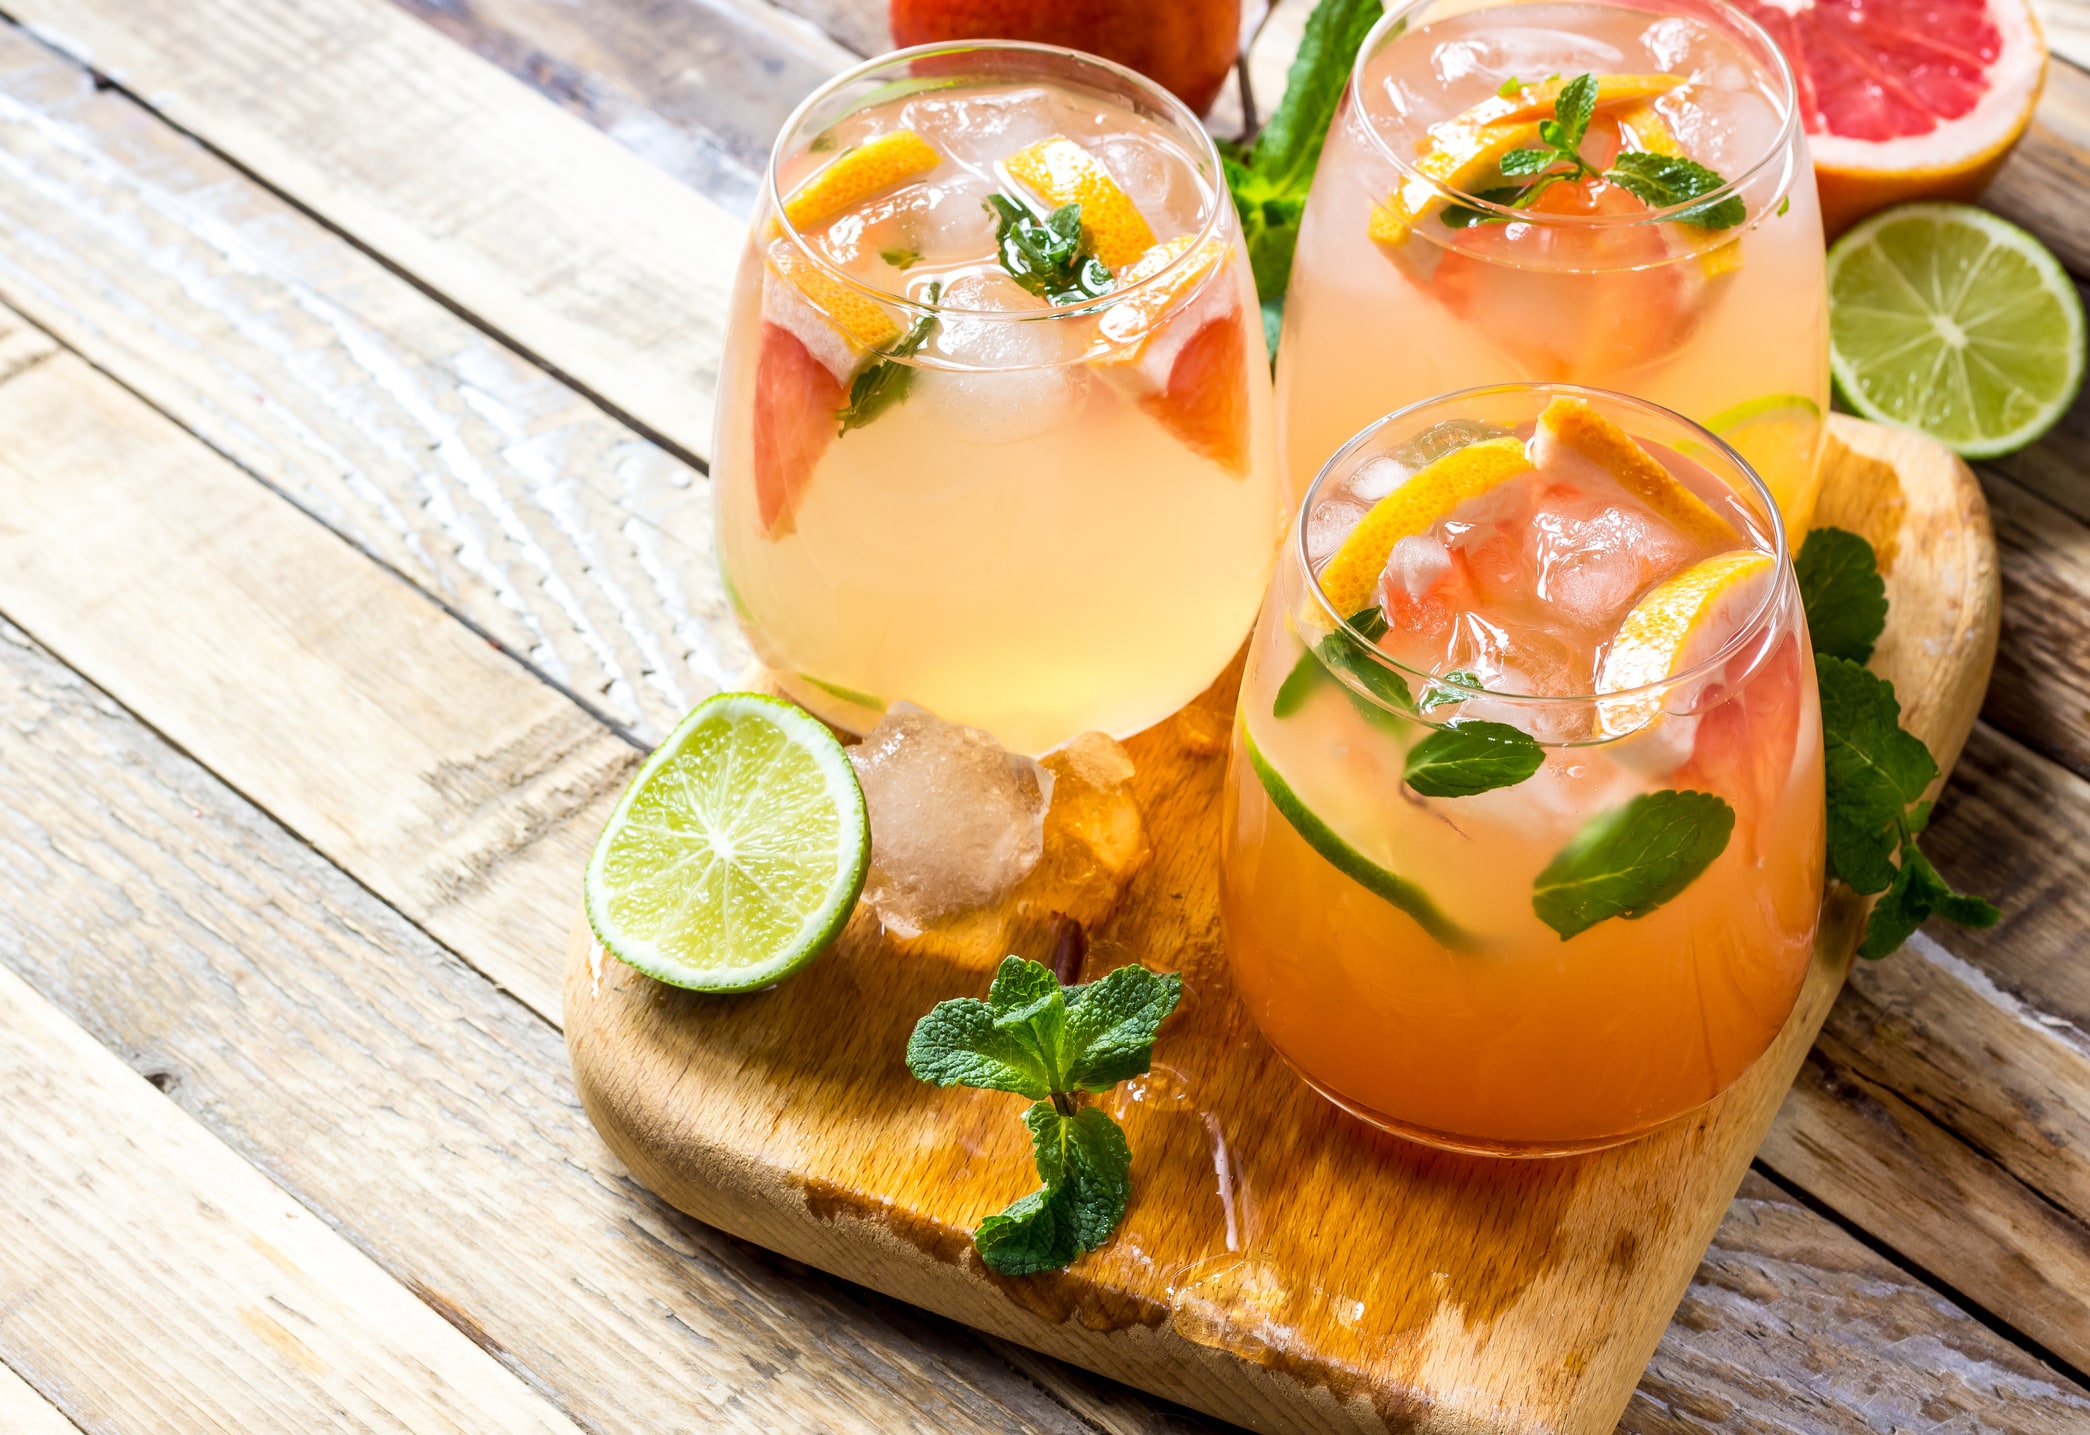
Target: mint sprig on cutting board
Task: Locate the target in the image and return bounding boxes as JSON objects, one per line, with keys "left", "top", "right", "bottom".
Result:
{"left": 1796, "top": 526, "right": 1999, "bottom": 956}
{"left": 907, "top": 956, "right": 1181, "bottom": 1276}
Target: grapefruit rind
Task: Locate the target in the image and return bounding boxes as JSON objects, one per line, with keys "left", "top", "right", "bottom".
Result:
{"left": 1005, "top": 136, "right": 1158, "bottom": 271}
{"left": 1595, "top": 550, "right": 1776, "bottom": 737}
{"left": 765, "top": 238, "right": 902, "bottom": 354}
{"left": 781, "top": 130, "right": 943, "bottom": 233}
{"left": 1096, "top": 235, "right": 1231, "bottom": 362}
{"left": 1316, "top": 436, "right": 1535, "bottom": 616}
{"left": 1532, "top": 397, "right": 1738, "bottom": 549}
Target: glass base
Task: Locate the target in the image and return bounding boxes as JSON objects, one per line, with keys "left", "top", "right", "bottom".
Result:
{"left": 1290, "top": 1065, "right": 1695, "bottom": 1160}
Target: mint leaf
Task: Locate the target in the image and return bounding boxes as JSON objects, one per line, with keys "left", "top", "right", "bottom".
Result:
{"left": 985, "top": 196, "right": 1114, "bottom": 304}
{"left": 837, "top": 281, "right": 941, "bottom": 435}
{"left": 974, "top": 1104, "right": 1133, "bottom": 1275}
{"left": 973, "top": 1181, "right": 1082, "bottom": 1275}
{"left": 1223, "top": 0, "right": 1384, "bottom": 308}
{"left": 1418, "top": 671, "right": 1481, "bottom": 712}
{"left": 1063, "top": 964, "right": 1182, "bottom": 1091}
{"left": 1604, "top": 152, "right": 1744, "bottom": 229}
{"left": 906, "top": 987, "right": 1052, "bottom": 1099}
{"left": 1498, "top": 147, "right": 1558, "bottom": 177}
{"left": 880, "top": 246, "right": 920, "bottom": 269}
{"left": 1497, "top": 75, "right": 1525, "bottom": 98}
{"left": 1817, "top": 654, "right": 1935, "bottom": 894}
{"left": 1795, "top": 527, "right": 1887, "bottom": 664}
{"left": 1856, "top": 843, "right": 2000, "bottom": 960}
{"left": 1551, "top": 73, "right": 1599, "bottom": 151}
{"left": 1440, "top": 185, "right": 1529, "bottom": 228}
{"left": 1533, "top": 789, "right": 1735, "bottom": 939}
{"left": 1272, "top": 608, "right": 1407, "bottom": 722}
{"left": 1404, "top": 720, "right": 1544, "bottom": 797}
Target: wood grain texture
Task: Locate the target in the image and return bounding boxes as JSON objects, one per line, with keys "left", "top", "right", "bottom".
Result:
{"left": 0, "top": 961, "right": 588, "bottom": 1435}
{"left": 0, "top": 617, "right": 1166, "bottom": 1435}
{"left": 383, "top": 0, "right": 854, "bottom": 213}
{"left": 0, "top": 23, "right": 748, "bottom": 745}
{"left": 2, "top": 0, "right": 742, "bottom": 460}
{"left": 565, "top": 416, "right": 1999, "bottom": 1435}
{"left": 0, "top": 348, "right": 638, "bottom": 1023}
{"left": 1984, "top": 54, "right": 2090, "bottom": 278}
{"left": 1975, "top": 468, "right": 2090, "bottom": 780}
{"left": 0, "top": 1364, "right": 82, "bottom": 1435}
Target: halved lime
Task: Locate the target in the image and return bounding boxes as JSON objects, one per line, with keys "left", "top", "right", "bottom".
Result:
{"left": 585, "top": 692, "right": 868, "bottom": 991}
{"left": 1828, "top": 203, "right": 2084, "bottom": 460}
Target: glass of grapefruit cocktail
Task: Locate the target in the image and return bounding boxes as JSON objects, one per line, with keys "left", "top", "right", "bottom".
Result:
{"left": 713, "top": 42, "right": 1285, "bottom": 756}
{"left": 1222, "top": 384, "right": 1824, "bottom": 1156}
{"left": 1278, "top": 0, "right": 1829, "bottom": 533}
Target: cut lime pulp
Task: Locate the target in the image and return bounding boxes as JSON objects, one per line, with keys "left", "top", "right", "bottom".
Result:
{"left": 1828, "top": 203, "right": 2084, "bottom": 460}
{"left": 585, "top": 692, "right": 868, "bottom": 992}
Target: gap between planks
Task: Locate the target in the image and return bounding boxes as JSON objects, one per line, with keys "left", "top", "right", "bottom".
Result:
{"left": 0, "top": 294, "right": 2085, "bottom": 1427}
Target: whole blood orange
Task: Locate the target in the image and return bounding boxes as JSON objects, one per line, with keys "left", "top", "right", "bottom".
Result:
{"left": 1733, "top": 0, "right": 2046, "bottom": 237}
{"left": 889, "top": 0, "right": 1242, "bottom": 116}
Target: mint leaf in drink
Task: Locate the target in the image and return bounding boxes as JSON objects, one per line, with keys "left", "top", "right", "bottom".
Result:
{"left": 1817, "top": 654, "right": 1935, "bottom": 894}
{"left": 1440, "top": 186, "right": 1531, "bottom": 228}
{"left": 1498, "top": 147, "right": 1558, "bottom": 177}
{"left": 985, "top": 196, "right": 1114, "bottom": 304}
{"left": 1604, "top": 152, "right": 1744, "bottom": 229}
{"left": 1404, "top": 720, "right": 1544, "bottom": 797}
{"left": 1418, "top": 671, "right": 1481, "bottom": 711}
{"left": 836, "top": 281, "right": 941, "bottom": 435}
{"left": 880, "top": 246, "right": 920, "bottom": 270}
{"left": 1532, "top": 789, "right": 1735, "bottom": 940}
{"left": 1221, "top": 0, "right": 1385, "bottom": 315}
{"left": 1795, "top": 526, "right": 1887, "bottom": 663}
{"left": 1273, "top": 607, "right": 1408, "bottom": 721}
{"left": 907, "top": 956, "right": 1180, "bottom": 1275}
{"left": 1547, "top": 72, "right": 1599, "bottom": 152}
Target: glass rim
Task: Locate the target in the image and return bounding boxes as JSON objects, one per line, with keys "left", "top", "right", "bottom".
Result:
{"left": 1349, "top": 0, "right": 1803, "bottom": 233}
{"left": 764, "top": 39, "right": 1231, "bottom": 323}
{"left": 1294, "top": 381, "right": 1792, "bottom": 711}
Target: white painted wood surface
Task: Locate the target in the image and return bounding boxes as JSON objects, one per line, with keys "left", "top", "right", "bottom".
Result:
{"left": 0, "top": 1365, "right": 80, "bottom": 1435}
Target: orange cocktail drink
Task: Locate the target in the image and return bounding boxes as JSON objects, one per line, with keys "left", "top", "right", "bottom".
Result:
{"left": 1221, "top": 385, "right": 1824, "bottom": 1155}
{"left": 714, "top": 43, "right": 1284, "bottom": 756}
{"left": 1279, "top": 0, "right": 1829, "bottom": 532}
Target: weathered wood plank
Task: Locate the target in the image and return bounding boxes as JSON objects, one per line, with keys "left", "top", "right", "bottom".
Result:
{"left": 1984, "top": 52, "right": 2090, "bottom": 278}
{"left": 1977, "top": 468, "right": 2090, "bottom": 780}
{"left": 0, "top": 348, "right": 637, "bottom": 1023}
{"left": 0, "top": 1364, "right": 82, "bottom": 1435}
{"left": 0, "top": 23, "right": 748, "bottom": 746}
{"left": 2036, "top": 0, "right": 2090, "bottom": 79}
{"left": 0, "top": 962, "right": 588, "bottom": 1435}
{"left": 382, "top": 0, "right": 854, "bottom": 214}
{"left": 0, "top": 618, "right": 1157, "bottom": 1435}
{"left": 1, "top": 607, "right": 2082, "bottom": 1435}
{"left": 4, "top": 0, "right": 742, "bottom": 460}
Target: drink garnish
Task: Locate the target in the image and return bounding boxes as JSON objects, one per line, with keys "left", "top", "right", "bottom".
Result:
{"left": 1403, "top": 720, "right": 1545, "bottom": 797}
{"left": 1439, "top": 73, "right": 1744, "bottom": 230}
{"left": 836, "top": 281, "right": 942, "bottom": 435}
{"left": 1004, "top": 136, "right": 1158, "bottom": 270}
{"left": 782, "top": 128, "right": 942, "bottom": 232}
{"left": 1244, "top": 726, "right": 1475, "bottom": 948}
{"left": 1534, "top": 397, "right": 1738, "bottom": 547}
{"left": 880, "top": 246, "right": 921, "bottom": 270}
{"left": 1220, "top": 0, "right": 1385, "bottom": 347}
{"left": 1273, "top": 605, "right": 1409, "bottom": 731}
{"left": 1532, "top": 789, "right": 1735, "bottom": 939}
{"left": 1595, "top": 550, "right": 1775, "bottom": 737}
{"left": 983, "top": 196, "right": 1116, "bottom": 304}
{"left": 907, "top": 955, "right": 1182, "bottom": 1276}
{"left": 1796, "top": 528, "right": 1999, "bottom": 955}
{"left": 1418, "top": 671, "right": 1481, "bottom": 711}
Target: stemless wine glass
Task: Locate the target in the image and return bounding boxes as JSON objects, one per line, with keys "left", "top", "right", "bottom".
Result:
{"left": 1279, "top": 0, "right": 1829, "bottom": 533}
{"left": 1221, "top": 384, "right": 1824, "bottom": 1155}
{"left": 713, "top": 42, "right": 1285, "bottom": 756}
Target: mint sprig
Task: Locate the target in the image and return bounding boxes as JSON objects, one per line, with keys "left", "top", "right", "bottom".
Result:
{"left": 1404, "top": 719, "right": 1544, "bottom": 797}
{"left": 1795, "top": 527, "right": 1998, "bottom": 956}
{"left": 1272, "top": 606, "right": 1411, "bottom": 730}
{"left": 907, "top": 956, "right": 1181, "bottom": 1276}
{"left": 836, "top": 280, "right": 941, "bottom": 435}
{"left": 1220, "top": 0, "right": 1385, "bottom": 350}
{"left": 984, "top": 196, "right": 1114, "bottom": 305}
{"left": 1442, "top": 73, "right": 1743, "bottom": 231}
{"left": 1533, "top": 789, "right": 1735, "bottom": 940}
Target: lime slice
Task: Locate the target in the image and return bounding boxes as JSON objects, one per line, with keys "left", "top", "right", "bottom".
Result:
{"left": 586, "top": 692, "right": 868, "bottom": 991}
{"left": 1242, "top": 724, "right": 1473, "bottom": 951}
{"left": 1828, "top": 203, "right": 2084, "bottom": 460}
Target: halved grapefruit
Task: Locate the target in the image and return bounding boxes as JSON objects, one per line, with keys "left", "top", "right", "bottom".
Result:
{"left": 752, "top": 321, "right": 844, "bottom": 538}
{"left": 1733, "top": 0, "right": 2046, "bottom": 237}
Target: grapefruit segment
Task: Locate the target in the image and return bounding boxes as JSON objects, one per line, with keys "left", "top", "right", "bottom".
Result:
{"left": 1316, "top": 437, "right": 1535, "bottom": 616}
{"left": 752, "top": 321, "right": 845, "bottom": 538}
{"left": 781, "top": 130, "right": 942, "bottom": 233}
{"left": 1533, "top": 397, "right": 1737, "bottom": 550}
{"left": 1138, "top": 306, "right": 1250, "bottom": 478}
{"left": 1732, "top": 0, "right": 2045, "bottom": 236}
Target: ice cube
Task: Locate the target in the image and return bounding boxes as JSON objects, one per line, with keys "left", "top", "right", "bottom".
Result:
{"left": 1095, "top": 134, "right": 1178, "bottom": 226}
{"left": 917, "top": 270, "right": 1088, "bottom": 443}
{"left": 900, "top": 88, "right": 1062, "bottom": 170}
{"left": 1025, "top": 731, "right": 1150, "bottom": 928}
{"left": 910, "top": 177, "right": 1002, "bottom": 260}
{"left": 849, "top": 703, "right": 1055, "bottom": 937}
{"left": 1384, "top": 534, "right": 1452, "bottom": 599}
{"left": 1306, "top": 499, "right": 1368, "bottom": 564}
{"left": 1527, "top": 486, "right": 1696, "bottom": 633}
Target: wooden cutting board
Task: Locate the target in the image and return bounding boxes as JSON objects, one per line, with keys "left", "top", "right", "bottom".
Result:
{"left": 564, "top": 414, "right": 1998, "bottom": 1435}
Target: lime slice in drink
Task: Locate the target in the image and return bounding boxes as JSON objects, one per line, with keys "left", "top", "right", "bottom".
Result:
{"left": 585, "top": 692, "right": 869, "bottom": 992}
{"left": 1242, "top": 724, "right": 1473, "bottom": 951}
{"left": 1828, "top": 203, "right": 2084, "bottom": 460}
{"left": 1702, "top": 392, "right": 1821, "bottom": 513}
